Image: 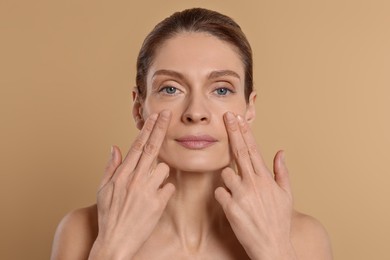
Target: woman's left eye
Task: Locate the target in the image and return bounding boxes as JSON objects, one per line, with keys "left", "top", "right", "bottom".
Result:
{"left": 214, "top": 87, "right": 232, "bottom": 96}
{"left": 160, "top": 86, "right": 178, "bottom": 95}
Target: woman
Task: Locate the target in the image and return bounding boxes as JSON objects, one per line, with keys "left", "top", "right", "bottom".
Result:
{"left": 51, "top": 8, "right": 332, "bottom": 260}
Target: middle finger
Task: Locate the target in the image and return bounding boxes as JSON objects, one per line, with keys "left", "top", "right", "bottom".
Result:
{"left": 135, "top": 110, "right": 171, "bottom": 175}
{"left": 224, "top": 112, "right": 253, "bottom": 180}
{"left": 120, "top": 113, "right": 159, "bottom": 174}
{"left": 236, "top": 115, "right": 271, "bottom": 177}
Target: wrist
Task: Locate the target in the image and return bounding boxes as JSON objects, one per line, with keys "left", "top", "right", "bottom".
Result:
{"left": 266, "top": 241, "right": 298, "bottom": 260}
{"left": 88, "top": 236, "right": 137, "bottom": 260}
{"left": 249, "top": 239, "right": 298, "bottom": 260}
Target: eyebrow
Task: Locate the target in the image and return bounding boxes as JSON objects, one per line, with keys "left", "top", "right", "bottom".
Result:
{"left": 152, "top": 69, "right": 241, "bottom": 81}
{"left": 152, "top": 70, "right": 185, "bottom": 80}
{"left": 208, "top": 70, "right": 241, "bottom": 80}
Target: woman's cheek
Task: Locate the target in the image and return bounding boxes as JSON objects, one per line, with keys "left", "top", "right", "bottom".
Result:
{"left": 142, "top": 102, "right": 171, "bottom": 119}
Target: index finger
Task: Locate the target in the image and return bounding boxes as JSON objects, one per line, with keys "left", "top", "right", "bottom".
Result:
{"left": 224, "top": 112, "right": 254, "bottom": 180}
{"left": 135, "top": 110, "right": 171, "bottom": 172}
{"left": 236, "top": 115, "right": 271, "bottom": 177}
{"left": 120, "top": 112, "right": 159, "bottom": 173}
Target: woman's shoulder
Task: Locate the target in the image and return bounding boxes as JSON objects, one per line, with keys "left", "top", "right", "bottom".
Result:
{"left": 58, "top": 204, "right": 98, "bottom": 234}
{"left": 50, "top": 204, "right": 98, "bottom": 260}
{"left": 291, "top": 210, "right": 333, "bottom": 259}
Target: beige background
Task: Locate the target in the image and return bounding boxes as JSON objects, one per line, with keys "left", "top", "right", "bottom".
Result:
{"left": 1, "top": 0, "right": 389, "bottom": 259}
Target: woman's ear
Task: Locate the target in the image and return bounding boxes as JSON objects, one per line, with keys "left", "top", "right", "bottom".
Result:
{"left": 132, "top": 87, "right": 144, "bottom": 130}
{"left": 245, "top": 91, "right": 257, "bottom": 123}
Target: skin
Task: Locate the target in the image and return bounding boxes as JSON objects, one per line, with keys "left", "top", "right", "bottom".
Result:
{"left": 50, "top": 33, "right": 333, "bottom": 260}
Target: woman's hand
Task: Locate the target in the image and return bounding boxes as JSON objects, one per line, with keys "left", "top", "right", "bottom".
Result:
{"left": 89, "top": 110, "right": 175, "bottom": 260}
{"left": 215, "top": 112, "right": 297, "bottom": 260}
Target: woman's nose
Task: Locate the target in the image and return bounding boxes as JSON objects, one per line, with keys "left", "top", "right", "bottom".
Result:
{"left": 181, "top": 96, "right": 211, "bottom": 124}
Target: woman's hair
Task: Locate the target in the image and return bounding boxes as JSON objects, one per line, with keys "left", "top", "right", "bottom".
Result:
{"left": 136, "top": 8, "right": 253, "bottom": 102}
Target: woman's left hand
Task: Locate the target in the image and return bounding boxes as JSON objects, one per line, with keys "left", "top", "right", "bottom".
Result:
{"left": 215, "top": 112, "right": 298, "bottom": 260}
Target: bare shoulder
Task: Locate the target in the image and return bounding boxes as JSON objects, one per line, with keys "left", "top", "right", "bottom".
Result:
{"left": 50, "top": 204, "right": 98, "bottom": 260}
{"left": 291, "top": 210, "right": 333, "bottom": 260}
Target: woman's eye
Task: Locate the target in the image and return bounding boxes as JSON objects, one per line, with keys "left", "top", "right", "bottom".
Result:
{"left": 214, "top": 87, "right": 232, "bottom": 96}
{"left": 160, "top": 86, "right": 178, "bottom": 95}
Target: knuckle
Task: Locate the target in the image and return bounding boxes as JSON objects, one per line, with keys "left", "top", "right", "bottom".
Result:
{"left": 234, "top": 146, "right": 249, "bottom": 159}
{"left": 143, "top": 142, "right": 157, "bottom": 156}
{"left": 143, "top": 119, "right": 155, "bottom": 132}
{"left": 247, "top": 143, "right": 258, "bottom": 155}
{"left": 227, "top": 120, "right": 239, "bottom": 131}
{"left": 130, "top": 139, "right": 144, "bottom": 153}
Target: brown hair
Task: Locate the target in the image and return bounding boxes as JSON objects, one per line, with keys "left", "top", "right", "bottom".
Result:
{"left": 136, "top": 8, "right": 253, "bottom": 102}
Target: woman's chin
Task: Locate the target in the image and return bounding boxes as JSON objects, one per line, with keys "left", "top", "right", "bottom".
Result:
{"left": 169, "top": 165, "right": 226, "bottom": 173}
{"left": 158, "top": 154, "right": 231, "bottom": 173}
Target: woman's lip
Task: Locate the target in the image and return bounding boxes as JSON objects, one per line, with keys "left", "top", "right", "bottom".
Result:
{"left": 175, "top": 135, "right": 217, "bottom": 142}
{"left": 175, "top": 135, "right": 218, "bottom": 149}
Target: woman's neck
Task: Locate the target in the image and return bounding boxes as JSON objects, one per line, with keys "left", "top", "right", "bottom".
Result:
{"left": 160, "top": 169, "right": 230, "bottom": 252}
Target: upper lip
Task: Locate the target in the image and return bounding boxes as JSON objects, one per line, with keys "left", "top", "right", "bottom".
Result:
{"left": 175, "top": 135, "right": 218, "bottom": 142}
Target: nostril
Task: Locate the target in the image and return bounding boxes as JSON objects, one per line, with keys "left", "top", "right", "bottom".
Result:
{"left": 182, "top": 112, "right": 209, "bottom": 123}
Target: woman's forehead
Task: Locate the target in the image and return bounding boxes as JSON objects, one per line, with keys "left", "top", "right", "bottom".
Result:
{"left": 149, "top": 32, "right": 245, "bottom": 79}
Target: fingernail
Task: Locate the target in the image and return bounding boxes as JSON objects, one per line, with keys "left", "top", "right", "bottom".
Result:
{"left": 281, "top": 150, "right": 286, "bottom": 164}
{"left": 237, "top": 115, "right": 245, "bottom": 125}
{"left": 110, "top": 145, "right": 115, "bottom": 159}
{"left": 160, "top": 110, "right": 171, "bottom": 119}
{"left": 225, "top": 111, "right": 235, "bottom": 121}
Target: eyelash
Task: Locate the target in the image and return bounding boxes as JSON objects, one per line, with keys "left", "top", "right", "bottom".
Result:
{"left": 158, "top": 85, "right": 235, "bottom": 96}
{"left": 159, "top": 86, "right": 180, "bottom": 95}
{"left": 213, "top": 87, "right": 234, "bottom": 96}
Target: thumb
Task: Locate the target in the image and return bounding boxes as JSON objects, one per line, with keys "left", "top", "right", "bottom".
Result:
{"left": 273, "top": 150, "right": 292, "bottom": 196}
{"left": 99, "top": 145, "right": 122, "bottom": 190}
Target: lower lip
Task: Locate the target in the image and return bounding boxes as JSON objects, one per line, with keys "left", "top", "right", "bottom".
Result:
{"left": 176, "top": 140, "right": 217, "bottom": 150}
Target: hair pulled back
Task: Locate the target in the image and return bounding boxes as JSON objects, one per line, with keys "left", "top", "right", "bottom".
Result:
{"left": 136, "top": 8, "right": 253, "bottom": 102}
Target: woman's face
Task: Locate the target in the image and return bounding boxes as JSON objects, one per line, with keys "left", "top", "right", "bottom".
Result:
{"left": 135, "top": 32, "right": 256, "bottom": 172}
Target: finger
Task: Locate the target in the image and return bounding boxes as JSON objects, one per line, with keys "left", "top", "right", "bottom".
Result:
{"left": 149, "top": 162, "right": 170, "bottom": 189}
{"left": 99, "top": 145, "right": 122, "bottom": 190}
{"left": 214, "top": 186, "right": 233, "bottom": 210}
{"left": 119, "top": 113, "right": 158, "bottom": 175}
{"left": 236, "top": 115, "right": 271, "bottom": 177}
{"left": 273, "top": 150, "right": 293, "bottom": 197}
{"left": 135, "top": 110, "right": 171, "bottom": 175}
{"left": 158, "top": 182, "right": 175, "bottom": 204}
{"left": 221, "top": 167, "right": 241, "bottom": 193}
{"left": 223, "top": 112, "right": 253, "bottom": 179}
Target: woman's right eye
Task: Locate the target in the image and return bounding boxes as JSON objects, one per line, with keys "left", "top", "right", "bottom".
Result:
{"left": 159, "top": 86, "right": 178, "bottom": 95}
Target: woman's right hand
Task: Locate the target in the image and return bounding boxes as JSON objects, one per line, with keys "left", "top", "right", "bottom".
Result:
{"left": 88, "top": 110, "right": 175, "bottom": 260}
